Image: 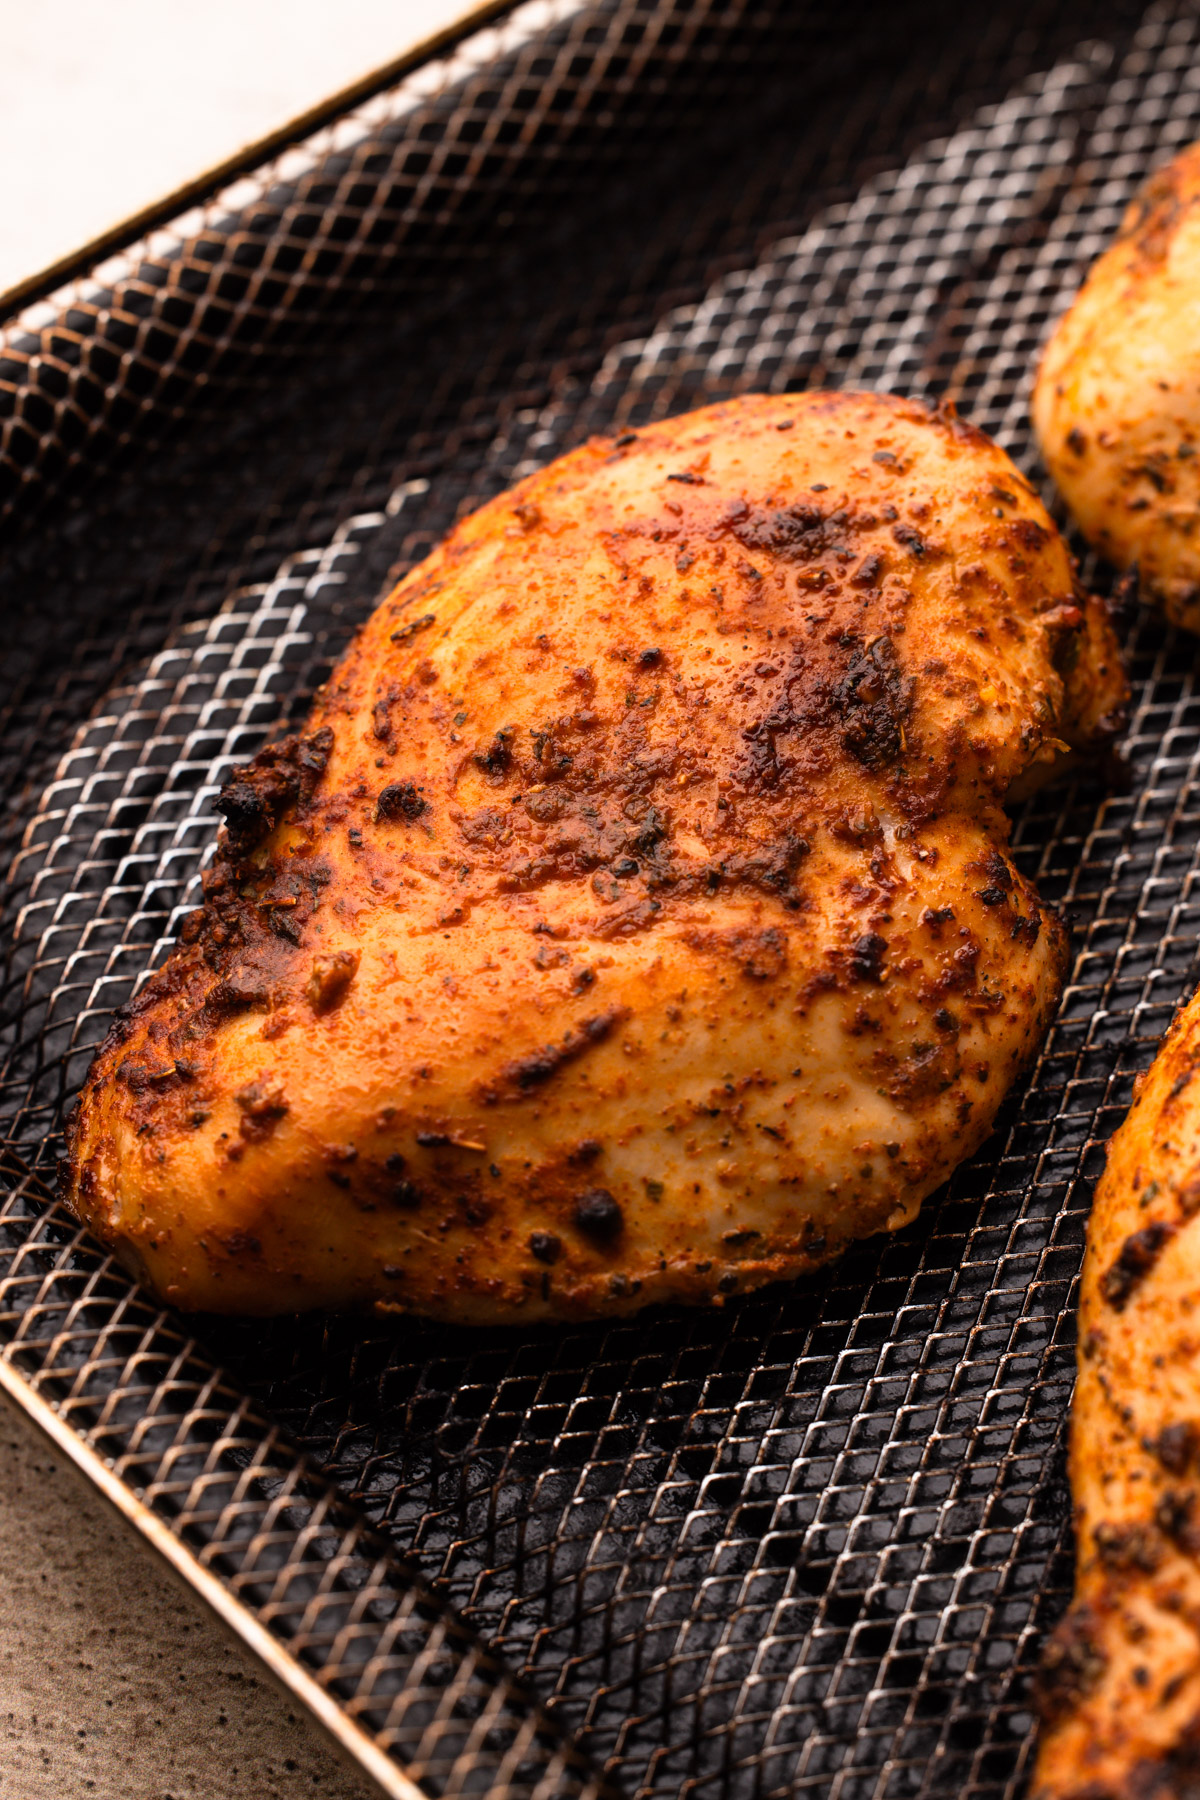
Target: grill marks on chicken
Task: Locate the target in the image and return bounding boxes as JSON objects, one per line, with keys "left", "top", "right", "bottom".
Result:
{"left": 1034, "top": 141, "right": 1200, "bottom": 633}
{"left": 65, "top": 391, "right": 1126, "bottom": 1320}
{"left": 1033, "top": 994, "right": 1200, "bottom": 1800}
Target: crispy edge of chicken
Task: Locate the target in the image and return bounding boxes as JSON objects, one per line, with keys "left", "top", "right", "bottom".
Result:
{"left": 64, "top": 390, "right": 1127, "bottom": 1321}
{"left": 1033, "top": 989, "right": 1200, "bottom": 1798}
{"left": 1034, "top": 140, "right": 1200, "bottom": 633}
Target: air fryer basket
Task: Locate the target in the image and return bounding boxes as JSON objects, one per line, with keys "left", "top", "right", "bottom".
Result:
{"left": 3, "top": 1, "right": 1200, "bottom": 1794}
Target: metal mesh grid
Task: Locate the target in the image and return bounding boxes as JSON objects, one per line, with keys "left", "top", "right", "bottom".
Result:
{"left": 0, "top": 1155, "right": 610, "bottom": 1798}
{"left": 4, "top": 0, "right": 1200, "bottom": 1795}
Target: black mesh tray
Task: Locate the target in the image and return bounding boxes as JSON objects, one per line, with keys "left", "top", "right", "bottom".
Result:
{"left": 3, "top": 1, "right": 1198, "bottom": 1794}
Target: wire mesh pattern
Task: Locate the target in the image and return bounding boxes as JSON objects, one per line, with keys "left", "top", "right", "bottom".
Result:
{"left": 0, "top": 0, "right": 820, "bottom": 533}
{"left": 5, "top": 0, "right": 1200, "bottom": 1796}
{"left": 0, "top": 1157, "right": 611, "bottom": 1799}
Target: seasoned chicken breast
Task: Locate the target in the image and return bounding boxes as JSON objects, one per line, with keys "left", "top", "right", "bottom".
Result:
{"left": 65, "top": 391, "right": 1126, "bottom": 1321}
{"left": 1034, "top": 990, "right": 1200, "bottom": 1798}
{"left": 1034, "top": 141, "right": 1200, "bottom": 632}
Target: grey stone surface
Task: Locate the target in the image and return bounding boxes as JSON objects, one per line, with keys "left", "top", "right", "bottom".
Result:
{"left": 0, "top": 1393, "right": 380, "bottom": 1799}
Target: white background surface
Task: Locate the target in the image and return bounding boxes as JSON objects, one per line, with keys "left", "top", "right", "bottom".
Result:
{"left": 0, "top": 0, "right": 473, "bottom": 296}
{"left": 0, "top": 7, "right": 474, "bottom": 1792}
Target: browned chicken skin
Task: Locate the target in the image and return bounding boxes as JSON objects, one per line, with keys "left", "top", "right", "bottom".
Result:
{"left": 1034, "top": 992, "right": 1200, "bottom": 1799}
{"left": 1031, "top": 137, "right": 1200, "bottom": 1792}
{"left": 1034, "top": 141, "right": 1200, "bottom": 632}
{"left": 65, "top": 391, "right": 1126, "bottom": 1320}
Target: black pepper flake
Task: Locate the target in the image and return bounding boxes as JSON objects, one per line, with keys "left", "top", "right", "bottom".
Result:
{"left": 1169, "top": 1066, "right": 1196, "bottom": 1102}
{"left": 1035, "top": 1606, "right": 1107, "bottom": 1723}
{"left": 1156, "top": 1487, "right": 1200, "bottom": 1549}
{"left": 574, "top": 1189, "right": 623, "bottom": 1241}
{"left": 474, "top": 729, "right": 514, "bottom": 781}
{"left": 1093, "top": 1520, "right": 1161, "bottom": 1572}
{"left": 1102, "top": 1219, "right": 1175, "bottom": 1309}
{"left": 529, "top": 1232, "right": 561, "bottom": 1264}
{"left": 892, "top": 522, "right": 926, "bottom": 556}
{"left": 850, "top": 553, "right": 884, "bottom": 589}
{"left": 377, "top": 781, "right": 427, "bottom": 822}
{"left": 850, "top": 932, "right": 887, "bottom": 983}
{"left": 1157, "top": 1422, "right": 1198, "bottom": 1475}
{"left": 390, "top": 612, "right": 436, "bottom": 644}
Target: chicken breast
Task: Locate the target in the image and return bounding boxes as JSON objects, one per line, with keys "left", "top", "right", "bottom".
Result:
{"left": 64, "top": 391, "right": 1127, "bottom": 1321}
{"left": 1034, "top": 991, "right": 1200, "bottom": 1798}
{"left": 1034, "top": 141, "right": 1200, "bottom": 632}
